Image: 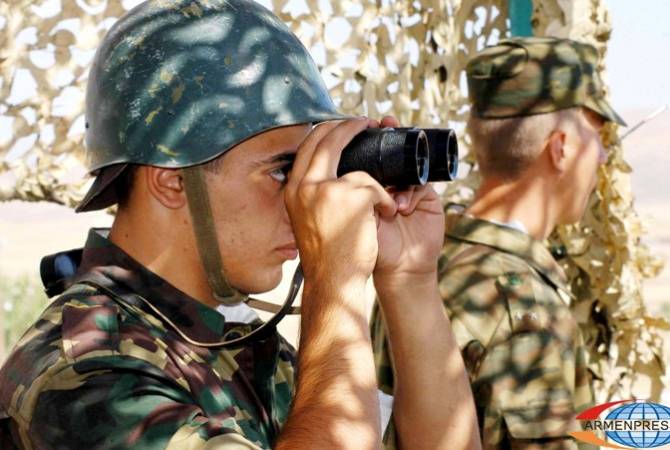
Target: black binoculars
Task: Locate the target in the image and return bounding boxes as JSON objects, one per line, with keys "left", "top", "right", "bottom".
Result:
{"left": 337, "top": 127, "right": 459, "bottom": 186}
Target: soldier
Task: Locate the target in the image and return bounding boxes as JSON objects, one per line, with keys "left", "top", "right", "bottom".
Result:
{"left": 372, "top": 37, "right": 627, "bottom": 449}
{"left": 0, "top": 0, "right": 480, "bottom": 449}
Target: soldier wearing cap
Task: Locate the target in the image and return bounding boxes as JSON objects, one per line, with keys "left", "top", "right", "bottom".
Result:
{"left": 0, "top": 0, "right": 482, "bottom": 449}
{"left": 372, "top": 36, "right": 625, "bottom": 449}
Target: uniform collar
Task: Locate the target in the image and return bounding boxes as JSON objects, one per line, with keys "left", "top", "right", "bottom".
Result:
{"left": 72, "top": 228, "right": 228, "bottom": 344}
{"left": 447, "top": 215, "right": 572, "bottom": 296}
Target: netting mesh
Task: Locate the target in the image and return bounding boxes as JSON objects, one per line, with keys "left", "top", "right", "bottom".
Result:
{"left": 0, "top": 0, "right": 666, "bottom": 400}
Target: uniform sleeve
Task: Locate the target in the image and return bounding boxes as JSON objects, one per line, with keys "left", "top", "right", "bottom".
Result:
{"left": 461, "top": 271, "right": 596, "bottom": 450}
{"left": 27, "top": 356, "right": 267, "bottom": 450}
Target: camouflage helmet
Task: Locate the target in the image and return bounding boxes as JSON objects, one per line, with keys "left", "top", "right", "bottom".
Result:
{"left": 78, "top": 0, "right": 345, "bottom": 211}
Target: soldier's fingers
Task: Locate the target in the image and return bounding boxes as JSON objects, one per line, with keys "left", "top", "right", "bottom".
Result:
{"left": 381, "top": 182, "right": 419, "bottom": 210}
{"left": 393, "top": 185, "right": 416, "bottom": 212}
{"left": 338, "top": 171, "right": 398, "bottom": 218}
{"left": 379, "top": 115, "right": 400, "bottom": 128}
{"left": 302, "top": 117, "right": 377, "bottom": 184}
{"left": 398, "top": 184, "right": 434, "bottom": 216}
{"left": 289, "top": 120, "right": 346, "bottom": 186}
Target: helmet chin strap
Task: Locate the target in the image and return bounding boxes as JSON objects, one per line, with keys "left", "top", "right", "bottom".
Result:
{"left": 181, "top": 165, "right": 247, "bottom": 306}
{"left": 181, "top": 165, "right": 300, "bottom": 332}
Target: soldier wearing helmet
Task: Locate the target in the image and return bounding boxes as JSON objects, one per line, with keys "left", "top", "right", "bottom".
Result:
{"left": 372, "top": 37, "right": 626, "bottom": 449}
{"left": 0, "top": 1, "right": 480, "bottom": 449}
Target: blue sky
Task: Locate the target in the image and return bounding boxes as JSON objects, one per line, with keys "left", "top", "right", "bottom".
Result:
{"left": 608, "top": 0, "right": 670, "bottom": 112}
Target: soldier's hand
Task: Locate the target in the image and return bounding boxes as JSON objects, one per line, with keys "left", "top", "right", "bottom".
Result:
{"left": 284, "top": 117, "right": 397, "bottom": 284}
{"left": 374, "top": 116, "right": 445, "bottom": 282}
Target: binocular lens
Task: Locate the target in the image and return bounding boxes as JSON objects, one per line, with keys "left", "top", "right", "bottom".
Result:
{"left": 424, "top": 129, "right": 458, "bottom": 182}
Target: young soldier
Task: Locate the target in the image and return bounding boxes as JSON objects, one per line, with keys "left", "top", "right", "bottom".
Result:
{"left": 372, "top": 37, "right": 626, "bottom": 449}
{"left": 0, "top": 0, "right": 479, "bottom": 449}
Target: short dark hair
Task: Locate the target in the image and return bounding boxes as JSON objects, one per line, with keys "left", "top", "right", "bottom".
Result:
{"left": 202, "top": 153, "right": 227, "bottom": 174}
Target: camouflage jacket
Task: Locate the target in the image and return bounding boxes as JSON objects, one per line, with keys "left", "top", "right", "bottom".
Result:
{"left": 0, "top": 229, "right": 296, "bottom": 449}
{"left": 371, "top": 215, "right": 595, "bottom": 450}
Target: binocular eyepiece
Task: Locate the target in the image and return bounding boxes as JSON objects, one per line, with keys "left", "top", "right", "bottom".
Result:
{"left": 337, "top": 127, "right": 458, "bottom": 187}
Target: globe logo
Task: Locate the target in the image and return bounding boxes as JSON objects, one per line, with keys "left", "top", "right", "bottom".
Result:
{"left": 572, "top": 400, "right": 670, "bottom": 449}
{"left": 605, "top": 402, "right": 670, "bottom": 448}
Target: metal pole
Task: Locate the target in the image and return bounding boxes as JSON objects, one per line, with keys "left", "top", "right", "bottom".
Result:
{"left": 509, "top": 0, "right": 534, "bottom": 37}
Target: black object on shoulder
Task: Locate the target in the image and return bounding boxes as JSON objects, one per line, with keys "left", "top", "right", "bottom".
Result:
{"left": 40, "top": 249, "right": 83, "bottom": 297}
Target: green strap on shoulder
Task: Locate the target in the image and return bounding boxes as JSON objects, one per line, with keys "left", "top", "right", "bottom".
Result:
{"left": 181, "top": 165, "right": 247, "bottom": 306}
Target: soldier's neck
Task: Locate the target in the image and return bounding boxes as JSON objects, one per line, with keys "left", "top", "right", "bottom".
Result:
{"left": 467, "top": 175, "right": 559, "bottom": 241}
{"left": 109, "top": 203, "right": 221, "bottom": 309}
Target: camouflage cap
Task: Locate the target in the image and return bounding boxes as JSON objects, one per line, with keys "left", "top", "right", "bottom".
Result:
{"left": 466, "top": 37, "right": 626, "bottom": 126}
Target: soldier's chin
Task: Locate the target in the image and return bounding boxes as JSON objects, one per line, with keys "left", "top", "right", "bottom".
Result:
{"left": 231, "top": 265, "right": 283, "bottom": 295}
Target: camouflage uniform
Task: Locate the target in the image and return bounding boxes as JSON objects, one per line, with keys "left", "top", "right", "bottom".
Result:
{"left": 0, "top": 229, "right": 296, "bottom": 449}
{"left": 372, "top": 215, "right": 595, "bottom": 449}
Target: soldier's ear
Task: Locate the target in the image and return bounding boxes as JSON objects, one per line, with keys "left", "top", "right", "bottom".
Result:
{"left": 546, "top": 130, "right": 567, "bottom": 172}
{"left": 144, "top": 166, "right": 187, "bottom": 209}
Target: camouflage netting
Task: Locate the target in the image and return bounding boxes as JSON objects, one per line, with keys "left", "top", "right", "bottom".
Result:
{"left": 0, "top": 0, "right": 666, "bottom": 400}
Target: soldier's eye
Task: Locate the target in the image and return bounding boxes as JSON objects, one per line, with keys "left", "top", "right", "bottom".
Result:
{"left": 269, "top": 164, "right": 291, "bottom": 184}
